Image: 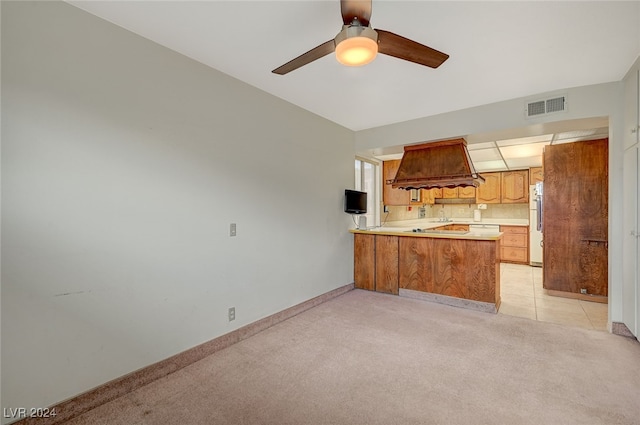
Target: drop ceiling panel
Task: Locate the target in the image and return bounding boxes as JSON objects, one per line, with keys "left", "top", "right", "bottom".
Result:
{"left": 495, "top": 134, "right": 553, "bottom": 147}
{"left": 505, "top": 157, "right": 543, "bottom": 168}
{"left": 467, "top": 142, "right": 498, "bottom": 150}
{"left": 469, "top": 148, "right": 502, "bottom": 162}
{"left": 499, "top": 142, "right": 549, "bottom": 159}
{"left": 474, "top": 160, "right": 508, "bottom": 172}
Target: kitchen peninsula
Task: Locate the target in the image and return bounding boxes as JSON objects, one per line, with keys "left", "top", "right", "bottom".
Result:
{"left": 351, "top": 221, "right": 503, "bottom": 313}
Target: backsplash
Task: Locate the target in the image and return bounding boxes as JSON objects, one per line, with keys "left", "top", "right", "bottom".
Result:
{"left": 382, "top": 203, "right": 529, "bottom": 223}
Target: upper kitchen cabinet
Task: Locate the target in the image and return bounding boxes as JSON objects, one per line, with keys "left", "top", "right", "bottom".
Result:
{"left": 529, "top": 167, "right": 544, "bottom": 184}
{"left": 476, "top": 172, "right": 501, "bottom": 203}
{"left": 383, "top": 160, "right": 410, "bottom": 206}
{"left": 443, "top": 186, "right": 476, "bottom": 199}
{"left": 502, "top": 170, "right": 529, "bottom": 203}
{"left": 442, "top": 187, "right": 458, "bottom": 199}
{"left": 458, "top": 186, "right": 476, "bottom": 199}
{"left": 422, "top": 188, "right": 442, "bottom": 204}
{"left": 476, "top": 170, "right": 529, "bottom": 204}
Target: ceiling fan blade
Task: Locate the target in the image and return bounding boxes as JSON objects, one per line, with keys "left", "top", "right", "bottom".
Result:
{"left": 341, "top": 0, "right": 371, "bottom": 26}
{"left": 272, "top": 40, "right": 336, "bottom": 75}
{"left": 377, "top": 29, "right": 449, "bottom": 69}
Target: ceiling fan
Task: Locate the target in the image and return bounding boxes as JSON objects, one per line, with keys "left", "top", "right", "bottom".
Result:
{"left": 272, "top": 0, "right": 449, "bottom": 75}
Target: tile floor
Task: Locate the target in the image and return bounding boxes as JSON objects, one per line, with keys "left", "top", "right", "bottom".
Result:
{"left": 498, "top": 263, "right": 609, "bottom": 331}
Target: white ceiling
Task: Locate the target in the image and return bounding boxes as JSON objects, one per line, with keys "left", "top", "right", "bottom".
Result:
{"left": 68, "top": 1, "right": 639, "bottom": 133}
{"left": 66, "top": 1, "right": 637, "bottom": 171}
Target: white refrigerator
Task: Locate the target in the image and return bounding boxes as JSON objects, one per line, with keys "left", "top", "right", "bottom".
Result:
{"left": 529, "top": 184, "right": 543, "bottom": 266}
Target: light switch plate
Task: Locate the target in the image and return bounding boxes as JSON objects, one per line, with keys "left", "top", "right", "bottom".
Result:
{"left": 230, "top": 223, "right": 236, "bottom": 237}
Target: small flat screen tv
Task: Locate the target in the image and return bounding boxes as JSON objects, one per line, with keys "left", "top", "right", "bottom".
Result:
{"left": 344, "top": 190, "right": 367, "bottom": 214}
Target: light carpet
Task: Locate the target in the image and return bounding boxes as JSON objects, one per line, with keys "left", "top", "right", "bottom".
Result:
{"left": 67, "top": 289, "right": 640, "bottom": 425}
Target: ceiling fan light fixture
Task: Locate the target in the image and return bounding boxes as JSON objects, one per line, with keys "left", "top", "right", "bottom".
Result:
{"left": 334, "top": 26, "right": 378, "bottom": 67}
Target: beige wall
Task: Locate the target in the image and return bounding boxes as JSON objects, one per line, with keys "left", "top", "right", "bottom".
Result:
{"left": 1, "top": 1, "right": 354, "bottom": 418}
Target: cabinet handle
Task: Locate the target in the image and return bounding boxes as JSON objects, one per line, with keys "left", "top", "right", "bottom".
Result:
{"left": 581, "top": 239, "right": 608, "bottom": 247}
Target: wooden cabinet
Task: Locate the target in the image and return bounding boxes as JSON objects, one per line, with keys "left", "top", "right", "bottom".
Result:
{"left": 422, "top": 188, "right": 442, "bottom": 204}
{"left": 375, "top": 236, "right": 399, "bottom": 295}
{"left": 458, "top": 186, "right": 476, "bottom": 199}
{"left": 352, "top": 231, "right": 502, "bottom": 310}
{"left": 476, "top": 172, "right": 501, "bottom": 203}
{"left": 500, "top": 226, "right": 529, "bottom": 264}
{"left": 383, "top": 160, "right": 410, "bottom": 206}
{"left": 530, "top": 167, "right": 543, "bottom": 184}
{"left": 543, "top": 138, "right": 608, "bottom": 298}
{"left": 501, "top": 170, "right": 529, "bottom": 203}
{"left": 442, "top": 187, "right": 458, "bottom": 199}
{"left": 477, "top": 171, "right": 528, "bottom": 204}
{"left": 354, "top": 234, "right": 375, "bottom": 291}
{"left": 353, "top": 233, "right": 399, "bottom": 294}
{"left": 384, "top": 160, "right": 528, "bottom": 206}
{"left": 442, "top": 186, "right": 476, "bottom": 199}
{"left": 398, "top": 236, "right": 500, "bottom": 306}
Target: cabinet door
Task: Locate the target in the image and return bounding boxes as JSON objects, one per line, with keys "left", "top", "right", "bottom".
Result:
{"left": 501, "top": 170, "right": 529, "bottom": 203}
{"left": 375, "top": 236, "right": 399, "bottom": 295}
{"left": 382, "top": 160, "right": 410, "bottom": 206}
{"left": 543, "top": 139, "right": 608, "bottom": 296}
{"left": 458, "top": 186, "right": 476, "bottom": 199}
{"left": 354, "top": 234, "right": 375, "bottom": 291}
{"left": 530, "top": 167, "right": 544, "bottom": 184}
{"left": 476, "top": 173, "right": 501, "bottom": 203}
{"left": 421, "top": 188, "right": 443, "bottom": 204}
{"left": 442, "top": 187, "right": 458, "bottom": 198}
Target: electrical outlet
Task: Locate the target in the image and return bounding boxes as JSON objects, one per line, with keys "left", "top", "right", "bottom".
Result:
{"left": 228, "top": 307, "right": 235, "bottom": 321}
{"left": 580, "top": 289, "right": 587, "bottom": 295}
{"left": 418, "top": 207, "right": 426, "bottom": 218}
{"left": 230, "top": 223, "right": 236, "bottom": 237}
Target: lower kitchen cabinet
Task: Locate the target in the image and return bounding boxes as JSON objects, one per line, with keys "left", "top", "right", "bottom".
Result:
{"left": 500, "top": 225, "right": 529, "bottom": 264}
{"left": 375, "top": 235, "right": 399, "bottom": 295}
{"left": 353, "top": 233, "right": 399, "bottom": 294}
{"left": 354, "top": 233, "right": 375, "bottom": 291}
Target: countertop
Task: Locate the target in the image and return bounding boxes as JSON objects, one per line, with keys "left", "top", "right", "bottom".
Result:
{"left": 349, "top": 218, "right": 528, "bottom": 241}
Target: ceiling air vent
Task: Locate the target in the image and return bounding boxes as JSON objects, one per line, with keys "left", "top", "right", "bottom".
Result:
{"left": 526, "top": 96, "right": 566, "bottom": 118}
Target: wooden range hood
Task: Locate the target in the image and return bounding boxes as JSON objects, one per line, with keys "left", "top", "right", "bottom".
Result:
{"left": 389, "top": 138, "right": 485, "bottom": 190}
